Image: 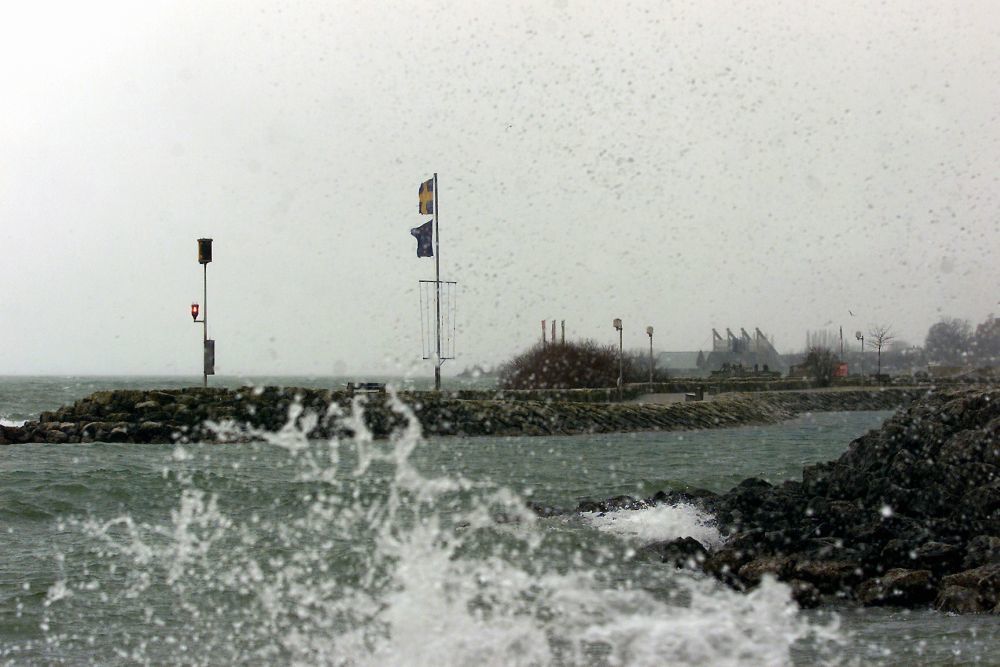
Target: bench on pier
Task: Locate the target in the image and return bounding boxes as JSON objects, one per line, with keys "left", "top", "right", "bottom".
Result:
{"left": 685, "top": 387, "right": 705, "bottom": 402}
{"left": 346, "top": 382, "right": 386, "bottom": 394}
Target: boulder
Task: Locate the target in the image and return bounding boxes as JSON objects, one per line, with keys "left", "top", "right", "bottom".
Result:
{"left": 137, "top": 421, "right": 169, "bottom": 442}
{"left": 940, "top": 563, "right": 1000, "bottom": 608}
{"left": 576, "top": 495, "right": 647, "bottom": 514}
{"left": 963, "top": 535, "right": 1000, "bottom": 569}
{"left": 788, "top": 579, "right": 821, "bottom": 609}
{"left": 44, "top": 429, "right": 68, "bottom": 444}
{"left": 649, "top": 487, "right": 720, "bottom": 511}
{"left": 792, "top": 559, "right": 863, "bottom": 594}
{"left": 702, "top": 548, "right": 752, "bottom": 589}
{"left": 912, "top": 541, "right": 963, "bottom": 575}
{"left": 935, "top": 585, "right": 989, "bottom": 614}
{"left": 106, "top": 426, "right": 130, "bottom": 443}
{"left": 856, "top": 569, "right": 935, "bottom": 606}
{"left": 738, "top": 556, "right": 794, "bottom": 586}
{"left": 638, "top": 536, "right": 708, "bottom": 568}
{"left": 526, "top": 502, "right": 565, "bottom": 518}
{"left": 91, "top": 391, "right": 115, "bottom": 407}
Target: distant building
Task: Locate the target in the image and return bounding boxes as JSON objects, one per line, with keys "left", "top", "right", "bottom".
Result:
{"left": 705, "top": 327, "right": 787, "bottom": 375}
{"left": 655, "top": 351, "right": 705, "bottom": 377}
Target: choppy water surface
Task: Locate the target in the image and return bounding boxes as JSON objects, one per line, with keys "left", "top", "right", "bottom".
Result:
{"left": 0, "top": 384, "right": 995, "bottom": 665}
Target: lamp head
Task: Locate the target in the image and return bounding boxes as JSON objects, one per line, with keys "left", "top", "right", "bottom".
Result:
{"left": 191, "top": 303, "right": 200, "bottom": 321}
{"left": 197, "top": 238, "right": 213, "bottom": 264}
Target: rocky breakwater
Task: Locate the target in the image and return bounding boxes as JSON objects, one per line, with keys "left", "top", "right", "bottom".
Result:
{"left": 0, "top": 386, "right": 920, "bottom": 446}
{"left": 0, "top": 387, "right": 803, "bottom": 444}
{"left": 598, "top": 388, "right": 997, "bottom": 613}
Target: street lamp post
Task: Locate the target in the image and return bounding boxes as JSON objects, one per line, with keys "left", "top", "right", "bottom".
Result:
{"left": 646, "top": 326, "right": 654, "bottom": 392}
{"left": 613, "top": 318, "right": 623, "bottom": 400}
{"left": 192, "top": 238, "right": 214, "bottom": 388}
{"left": 855, "top": 331, "right": 864, "bottom": 387}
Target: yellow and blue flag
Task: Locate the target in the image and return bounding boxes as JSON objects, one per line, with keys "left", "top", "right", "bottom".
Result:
{"left": 418, "top": 177, "right": 434, "bottom": 215}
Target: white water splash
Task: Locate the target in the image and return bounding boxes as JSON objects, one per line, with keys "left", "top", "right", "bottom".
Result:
{"left": 582, "top": 503, "right": 725, "bottom": 549}
{"left": 42, "top": 390, "right": 845, "bottom": 665}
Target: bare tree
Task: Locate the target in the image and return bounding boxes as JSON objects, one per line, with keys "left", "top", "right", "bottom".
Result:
{"left": 805, "top": 329, "right": 840, "bottom": 352}
{"left": 868, "top": 324, "right": 896, "bottom": 385}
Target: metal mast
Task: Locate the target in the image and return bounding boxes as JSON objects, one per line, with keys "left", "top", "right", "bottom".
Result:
{"left": 202, "top": 261, "right": 208, "bottom": 387}
{"left": 433, "top": 172, "right": 441, "bottom": 391}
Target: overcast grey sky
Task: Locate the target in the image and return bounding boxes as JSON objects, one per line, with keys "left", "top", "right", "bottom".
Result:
{"left": 2, "top": 0, "right": 998, "bottom": 376}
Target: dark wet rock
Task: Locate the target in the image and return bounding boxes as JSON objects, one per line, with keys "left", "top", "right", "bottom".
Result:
{"left": 702, "top": 548, "right": 751, "bottom": 590}
{"left": 877, "top": 538, "right": 922, "bottom": 570}
{"left": 576, "top": 495, "right": 648, "bottom": 514}
{"left": 941, "top": 563, "right": 1000, "bottom": 610}
{"left": 738, "top": 556, "right": 794, "bottom": 586}
{"left": 138, "top": 421, "right": 170, "bottom": 443}
{"left": 792, "top": 559, "right": 863, "bottom": 594}
{"left": 856, "top": 568, "right": 936, "bottom": 606}
{"left": 912, "top": 541, "right": 964, "bottom": 575}
{"left": 794, "top": 537, "right": 859, "bottom": 562}
{"left": 963, "top": 535, "right": 1000, "bottom": 569}
{"left": 80, "top": 422, "right": 106, "bottom": 438}
{"left": 44, "top": 429, "right": 68, "bottom": 444}
{"left": 650, "top": 487, "right": 720, "bottom": 512}
{"left": 638, "top": 536, "right": 708, "bottom": 568}
{"left": 960, "top": 482, "right": 1000, "bottom": 534}
{"left": 936, "top": 585, "right": 990, "bottom": 614}
{"left": 107, "top": 426, "right": 130, "bottom": 443}
{"left": 789, "top": 579, "right": 822, "bottom": 609}
{"left": 686, "top": 387, "right": 1000, "bottom": 612}
{"left": 724, "top": 530, "right": 768, "bottom": 559}
{"left": 526, "top": 502, "right": 566, "bottom": 518}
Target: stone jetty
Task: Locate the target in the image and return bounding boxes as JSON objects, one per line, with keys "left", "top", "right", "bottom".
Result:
{"left": 561, "top": 387, "right": 999, "bottom": 613}
{"left": 0, "top": 386, "right": 919, "bottom": 445}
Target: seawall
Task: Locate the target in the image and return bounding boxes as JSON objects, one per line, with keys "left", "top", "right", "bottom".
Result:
{"left": 0, "top": 387, "right": 925, "bottom": 445}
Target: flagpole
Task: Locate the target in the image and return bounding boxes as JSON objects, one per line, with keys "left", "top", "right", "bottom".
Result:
{"left": 434, "top": 172, "right": 441, "bottom": 391}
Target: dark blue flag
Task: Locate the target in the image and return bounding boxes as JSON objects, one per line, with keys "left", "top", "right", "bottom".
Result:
{"left": 410, "top": 220, "right": 433, "bottom": 257}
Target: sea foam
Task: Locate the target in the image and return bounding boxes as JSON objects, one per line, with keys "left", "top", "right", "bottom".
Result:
{"left": 581, "top": 502, "right": 725, "bottom": 549}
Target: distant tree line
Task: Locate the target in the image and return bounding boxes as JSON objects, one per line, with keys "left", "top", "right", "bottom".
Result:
{"left": 800, "top": 315, "right": 999, "bottom": 382}
{"left": 924, "top": 315, "right": 1000, "bottom": 366}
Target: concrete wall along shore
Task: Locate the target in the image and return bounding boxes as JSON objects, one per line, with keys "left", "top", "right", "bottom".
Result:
{"left": 0, "top": 386, "right": 926, "bottom": 445}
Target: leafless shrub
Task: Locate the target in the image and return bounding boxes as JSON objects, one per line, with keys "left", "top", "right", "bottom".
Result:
{"left": 497, "top": 340, "right": 634, "bottom": 390}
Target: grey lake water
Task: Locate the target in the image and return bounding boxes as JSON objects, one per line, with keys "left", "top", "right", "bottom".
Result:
{"left": 1, "top": 377, "right": 997, "bottom": 665}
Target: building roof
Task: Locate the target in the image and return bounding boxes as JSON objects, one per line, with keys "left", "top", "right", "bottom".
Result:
{"left": 656, "top": 351, "right": 702, "bottom": 369}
